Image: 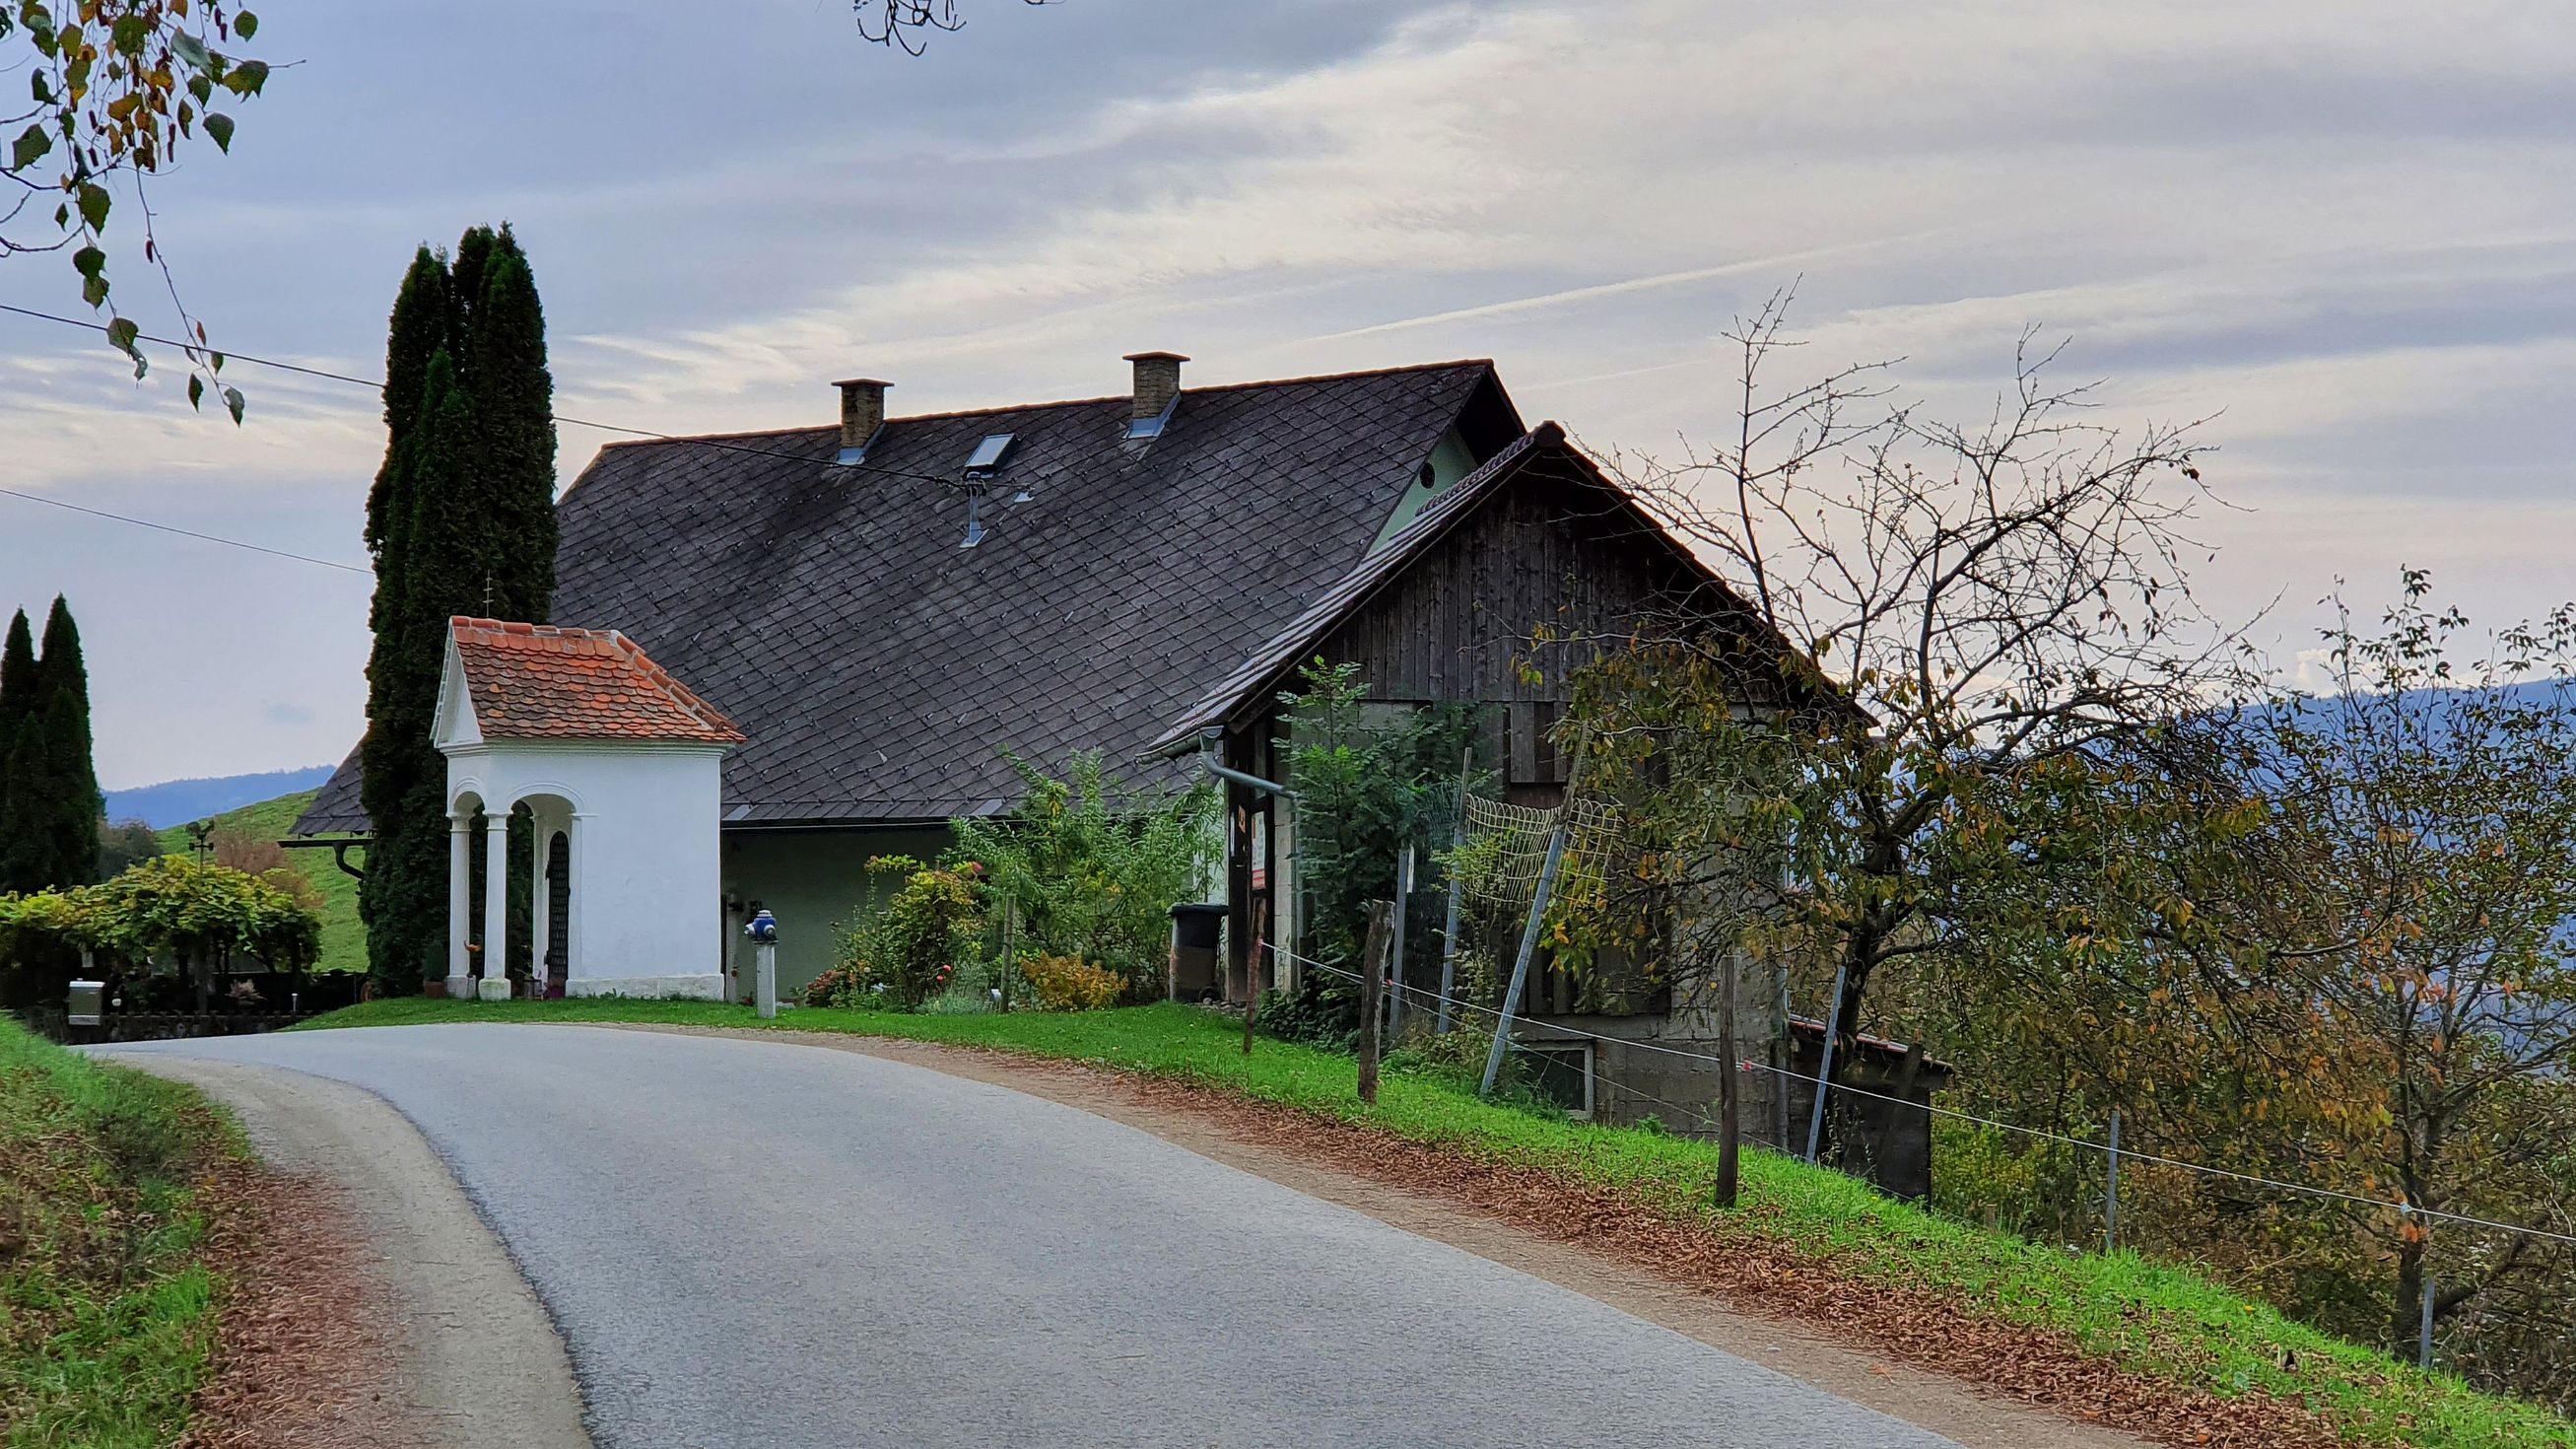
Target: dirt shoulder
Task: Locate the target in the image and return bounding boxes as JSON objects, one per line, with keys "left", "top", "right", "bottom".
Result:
{"left": 618, "top": 1022, "right": 2175, "bottom": 1449}
{"left": 120, "top": 1056, "right": 591, "bottom": 1449}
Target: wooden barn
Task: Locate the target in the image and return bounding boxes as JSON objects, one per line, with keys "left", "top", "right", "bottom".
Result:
{"left": 1148, "top": 423, "right": 1850, "bottom": 1169}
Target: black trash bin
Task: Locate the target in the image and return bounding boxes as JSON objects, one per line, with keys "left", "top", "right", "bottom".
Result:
{"left": 1168, "top": 903, "right": 1227, "bottom": 1001}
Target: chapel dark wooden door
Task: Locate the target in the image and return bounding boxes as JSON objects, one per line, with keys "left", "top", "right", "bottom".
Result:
{"left": 544, "top": 833, "right": 570, "bottom": 999}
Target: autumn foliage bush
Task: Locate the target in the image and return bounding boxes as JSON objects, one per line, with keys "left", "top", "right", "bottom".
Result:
{"left": 1019, "top": 953, "right": 1121, "bottom": 1012}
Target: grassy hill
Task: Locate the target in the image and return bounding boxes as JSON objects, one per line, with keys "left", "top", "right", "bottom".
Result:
{"left": 105, "top": 765, "right": 337, "bottom": 829}
{"left": 157, "top": 791, "right": 367, "bottom": 975}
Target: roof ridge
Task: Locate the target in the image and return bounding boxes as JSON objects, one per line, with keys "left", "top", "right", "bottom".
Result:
{"left": 591, "top": 360, "right": 1498, "bottom": 448}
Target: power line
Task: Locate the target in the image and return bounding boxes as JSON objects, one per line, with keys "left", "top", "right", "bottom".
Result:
{"left": 0, "top": 302, "right": 964, "bottom": 486}
{"left": 0, "top": 483, "right": 370, "bottom": 575}
{"left": 0, "top": 299, "right": 990, "bottom": 577}
{"left": 1270, "top": 942, "right": 2576, "bottom": 1248}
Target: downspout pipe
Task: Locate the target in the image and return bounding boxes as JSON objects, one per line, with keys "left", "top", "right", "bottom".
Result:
{"left": 1196, "top": 726, "right": 1292, "bottom": 798}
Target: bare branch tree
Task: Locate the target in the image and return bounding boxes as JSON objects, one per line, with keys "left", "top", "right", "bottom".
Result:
{"left": 1567, "top": 292, "right": 2254, "bottom": 1151}
{"left": 852, "top": 0, "right": 1054, "bottom": 55}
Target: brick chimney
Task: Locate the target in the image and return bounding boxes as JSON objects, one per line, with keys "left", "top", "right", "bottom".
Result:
{"left": 1123, "top": 351, "right": 1187, "bottom": 425}
{"left": 834, "top": 378, "right": 889, "bottom": 461}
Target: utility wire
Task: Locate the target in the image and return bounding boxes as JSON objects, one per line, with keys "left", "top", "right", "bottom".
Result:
{"left": 0, "top": 483, "right": 371, "bottom": 575}
{"left": 1270, "top": 941, "right": 2576, "bottom": 1248}
{"left": 0, "top": 302, "right": 974, "bottom": 570}
{"left": 0, "top": 301, "right": 963, "bottom": 485}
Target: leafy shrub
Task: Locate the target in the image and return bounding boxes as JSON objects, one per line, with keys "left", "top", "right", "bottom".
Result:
{"left": 1276, "top": 659, "right": 1491, "bottom": 979}
{"left": 1255, "top": 977, "right": 1357, "bottom": 1051}
{"left": 950, "top": 752, "right": 1217, "bottom": 1002}
{"left": 1021, "top": 953, "right": 1122, "bottom": 1011}
{"left": 800, "top": 963, "right": 870, "bottom": 1008}
{"left": 828, "top": 856, "right": 983, "bottom": 1010}
{"left": 0, "top": 855, "right": 320, "bottom": 1008}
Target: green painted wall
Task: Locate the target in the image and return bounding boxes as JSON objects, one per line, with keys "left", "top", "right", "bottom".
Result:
{"left": 719, "top": 825, "right": 953, "bottom": 997}
{"left": 1368, "top": 427, "right": 1480, "bottom": 552}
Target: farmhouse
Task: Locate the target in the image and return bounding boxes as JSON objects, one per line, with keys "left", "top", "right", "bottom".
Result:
{"left": 304, "top": 354, "right": 1527, "bottom": 984}
{"left": 295, "top": 351, "right": 1929, "bottom": 1177}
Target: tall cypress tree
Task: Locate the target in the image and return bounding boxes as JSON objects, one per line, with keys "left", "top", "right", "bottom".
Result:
{"left": 362, "top": 247, "right": 456, "bottom": 992}
{"left": 448, "top": 224, "right": 497, "bottom": 375}
{"left": 0, "top": 720, "right": 46, "bottom": 895}
{"left": 467, "top": 228, "right": 557, "bottom": 623}
{"left": 0, "top": 609, "right": 34, "bottom": 846}
{"left": 34, "top": 597, "right": 99, "bottom": 887}
{"left": 365, "top": 247, "right": 451, "bottom": 562}
{"left": 364, "top": 350, "right": 496, "bottom": 990}
{"left": 0, "top": 608, "right": 34, "bottom": 741}
{"left": 359, "top": 226, "right": 558, "bottom": 995}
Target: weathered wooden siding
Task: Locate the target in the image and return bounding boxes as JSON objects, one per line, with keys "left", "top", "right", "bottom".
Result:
{"left": 1315, "top": 460, "right": 1725, "bottom": 788}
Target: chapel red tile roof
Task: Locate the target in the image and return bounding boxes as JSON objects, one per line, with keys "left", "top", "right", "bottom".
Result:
{"left": 448, "top": 617, "right": 745, "bottom": 745}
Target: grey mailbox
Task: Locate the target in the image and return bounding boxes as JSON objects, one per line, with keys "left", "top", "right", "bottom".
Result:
{"left": 66, "top": 979, "right": 105, "bottom": 1028}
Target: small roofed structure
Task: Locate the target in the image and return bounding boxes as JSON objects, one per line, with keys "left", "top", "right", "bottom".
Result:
{"left": 433, "top": 617, "right": 744, "bottom": 1001}
{"left": 1778, "top": 1019, "right": 1954, "bottom": 1201}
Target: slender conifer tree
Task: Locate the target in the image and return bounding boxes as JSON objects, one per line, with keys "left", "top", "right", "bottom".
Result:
{"left": 359, "top": 225, "right": 557, "bottom": 994}
{"left": 0, "top": 607, "right": 34, "bottom": 759}
{"left": 34, "top": 597, "right": 99, "bottom": 886}
{"left": 468, "top": 228, "right": 558, "bottom": 623}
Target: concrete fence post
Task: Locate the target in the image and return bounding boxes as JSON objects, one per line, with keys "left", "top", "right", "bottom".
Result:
{"left": 2104, "top": 1110, "right": 2123, "bottom": 1255}
{"left": 1802, "top": 959, "right": 1850, "bottom": 1165}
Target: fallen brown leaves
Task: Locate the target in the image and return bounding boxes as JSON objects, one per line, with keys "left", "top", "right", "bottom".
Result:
{"left": 177, "top": 1154, "right": 428, "bottom": 1449}
{"left": 1001, "top": 1053, "right": 2347, "bottom": 1449}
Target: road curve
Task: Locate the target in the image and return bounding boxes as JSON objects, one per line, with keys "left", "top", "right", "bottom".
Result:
{"left": 104, "top": 1024, "right": 1962, "bottom": 1449}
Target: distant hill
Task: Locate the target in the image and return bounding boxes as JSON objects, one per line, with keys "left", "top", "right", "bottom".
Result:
{"left": 155, "top": 790, "right": 366, "bottom": 975}
{"left": 105, "top": 766, "right": 336, "bottom": 829}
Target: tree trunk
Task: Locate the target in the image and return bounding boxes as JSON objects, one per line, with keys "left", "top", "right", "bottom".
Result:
{"left": 1819, "top": 922, "right": 1882, "bottom": 1163}
{"left": 1357, "top": 901, "right": 1392, "bottom": 1106}
{"left": 2392, "top": 1231, "right": 2427, "bottom": 1360}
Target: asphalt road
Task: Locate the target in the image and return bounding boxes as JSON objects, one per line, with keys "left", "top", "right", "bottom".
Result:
{"left": 104, "top": 1024, "right": 1963, "bottom": 1449}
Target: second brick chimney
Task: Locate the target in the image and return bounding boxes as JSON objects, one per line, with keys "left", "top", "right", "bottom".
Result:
{"left": 1123, "top": 351, "right": 1186, "bottom": 430}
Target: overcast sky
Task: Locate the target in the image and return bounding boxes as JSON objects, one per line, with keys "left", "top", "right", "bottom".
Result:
{"left": 4, "top": 0, "right": 2572, "bottom": 790}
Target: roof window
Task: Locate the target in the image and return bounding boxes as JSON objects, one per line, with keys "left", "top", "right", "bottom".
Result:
{"left": 964, "top": 433, "right": 1016, "bottom": 474}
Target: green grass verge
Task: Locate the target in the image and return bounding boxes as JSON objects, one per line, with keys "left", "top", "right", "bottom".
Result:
{"left": 300, "top": 998, "right": 2573, "bottom": 1448}
{"left": 158, "top": 790, "right": 365, "bottom": 975}
{"left": 0, "top": 1015, "right": 242, "bottom": 1447}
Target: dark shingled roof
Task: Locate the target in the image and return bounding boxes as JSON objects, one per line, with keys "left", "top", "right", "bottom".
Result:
{"left": 1147, "top": 425, "right": 1554, "bottom": 753}
{"left": 1146, "top": 421, "right": 1815, "bottom": 753}
{"left": 297, "top": 361, "right": 1520, "bottom": 834}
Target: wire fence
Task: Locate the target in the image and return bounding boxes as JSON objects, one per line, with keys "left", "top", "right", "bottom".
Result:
{"left": 1456, "top": 792, "right": 1618, "bottom": 905}
{"left": 1265, "top": 939, "right": 2576, "bottom": 1250}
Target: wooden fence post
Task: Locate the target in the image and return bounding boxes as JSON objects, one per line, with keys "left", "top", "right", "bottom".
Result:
{"left": 1358, "top": 901, "right": 1393, "bottom": 1106}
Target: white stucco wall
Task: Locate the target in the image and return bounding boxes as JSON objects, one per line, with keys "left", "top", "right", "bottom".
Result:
{"left": 445, "top": 743, "right": 731, "bottom": 999}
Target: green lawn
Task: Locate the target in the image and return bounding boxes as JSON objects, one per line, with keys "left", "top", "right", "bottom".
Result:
{"left": 301, "top": 997, "right": 2572, "bottom": 1448}
{"left": 157, "top": 790, "right": 366, "bottom": 975}
{"left": 0, "top": 1015, "right": 239, "bottom": 1447}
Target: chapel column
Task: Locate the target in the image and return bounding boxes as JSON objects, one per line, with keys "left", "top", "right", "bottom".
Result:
{"left": 480, "top": 810, "right": 511, "bottom": 1000}
{"left": 446, "top": 815, "right": 473, "bottom": 1001}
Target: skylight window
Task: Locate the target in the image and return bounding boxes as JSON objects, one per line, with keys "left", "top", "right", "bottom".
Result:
{"left": 963, "top": 433, "right": 1016, "bottom": 473}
